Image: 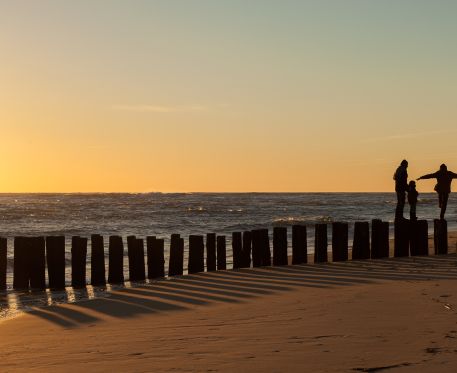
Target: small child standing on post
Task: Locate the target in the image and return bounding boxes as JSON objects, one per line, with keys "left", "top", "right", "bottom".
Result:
{"left": 408, "top": 180, "right": 419, "bottom": 221}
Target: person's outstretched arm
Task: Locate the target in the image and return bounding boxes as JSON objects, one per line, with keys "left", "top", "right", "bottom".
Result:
{"left": 450, "top": 171, "right": 457, "bottom": 179}
{"left": 417, "top": 172, "right": 437, "bottom": 180}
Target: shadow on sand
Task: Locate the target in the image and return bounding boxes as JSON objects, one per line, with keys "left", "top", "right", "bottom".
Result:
{"left": 26, "top": 253, "right": 457, "bottom": 328}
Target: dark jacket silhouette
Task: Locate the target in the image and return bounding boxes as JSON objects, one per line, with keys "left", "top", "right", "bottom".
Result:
{"left": 393, "top": 160, "right": 408, "bottom": 219}
{"left": 418, "top": 169, "right": 457, "bottom": 194}
{"left": 394, "top": 163, "right": 408, "bottom": 192}
{"left": 407, "top": 185, "right": 418, "bottom": 205}
{"left": 407, "top": 181, "right": 418, "bottom": 221}
{"left": 418, "top": 164, "right": 457, "bottom": 219}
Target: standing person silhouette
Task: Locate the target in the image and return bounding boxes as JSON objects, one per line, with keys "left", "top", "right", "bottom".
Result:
{"left": 393, "top": 160, "right": 408, "bottom": 220}
{"left": 417, "top": 164, "right": 457, "bottom": 220}
{"left": 407, "top": 180, "right": 418, "bottom": 221}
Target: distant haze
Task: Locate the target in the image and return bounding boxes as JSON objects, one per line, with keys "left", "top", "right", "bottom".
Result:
{"left": 1, "top": 0, "right": 456, "bottom": 192}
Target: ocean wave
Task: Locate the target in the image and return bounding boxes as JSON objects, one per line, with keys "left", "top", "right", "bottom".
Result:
{"left": 272, "top": 216, "right": 333, "bottom": 226}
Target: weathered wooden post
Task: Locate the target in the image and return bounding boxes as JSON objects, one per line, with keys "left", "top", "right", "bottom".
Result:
{"left": 251, "top": 229, "right": 262, "bottom": 267}
{"left": 216, "top": 235, "right": 226, "bottom": 270}
{"left": 71, "top": 236, "right": 87, "bottom": 288}
{"left": 13, "top": 237, "right": 28, "bottom": 289}
{"left": 135, "top": 238, "right": 146, "bottom": 281}
{"left": 46, "top": 236, "right": 66, "bottom": 290}
{"left": 242, "top": 231, "right": 252, "bottom": 268}
{"left": 30, "top": 237, "right": 46, "bottom": 290}
{"left": 434, "top": 219, "right": 448, "bottom": 255}
{"left": 168, "top": 234, "right": 184, "bottom": 276}
{"left": 91, "top": 234, "right": 106, "bottom": 286}
{"left": 314, "top": 224, "right": 328, "bottom": 263}
{"left": 206, "top": 233, "right": 216, "bottom": 272}
{"left": 381, "top": 221, "right": 390, "bottom": 258}
{"left": 13, "top": 237, "right": 46, "bottom": 290}
{"left": 352, "top": 222, "right": 370, "bottom": 260}
{"left": 0, "top": 237, "right": 7, "bottom": 290}
{"left": 108, "top": 235, "right": 124, "bottom": 284}
{"left": 146, "top": 236, "right": 165, "bottom": 279}
{"left": 261, "top": 229, "right": 271, "bottom": 266}
{"left": 292, "top": 225, "right": 307, "bottom": 264}
{"left": 127, "top": 236, "right": 146, "bottom": 282}
{"left": 371, "top": 220, "right": 389, "bottom": 259}
{"left": 410, "top": 220, "right": 428, "bottom": 256}
{"left": 127, "top": 235, "right": 136, "bottom": 280}
{"left": 232, "top": 232, "right": 243, "bottom": 269}
{"left": 273, "top": 227, "right": 288, "bottom": 266}
{"left": 332, "top": 222, "right": 348, "bottom": 262}
{"left": 188, "top": 235, "right": 205, "bottom": 274}
{"left": 394, "top": 219, "right": 410, "bottom": 257}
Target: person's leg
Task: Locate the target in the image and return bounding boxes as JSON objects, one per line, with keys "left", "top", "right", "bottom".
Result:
{"left": 410, "top": 203, "right": 416, "bottom": 221}
{"left": 396, "top": 191, "right": 405, "bottom": 219}
{"left": 440, "top": 193, "right": 449, "bottom": 220}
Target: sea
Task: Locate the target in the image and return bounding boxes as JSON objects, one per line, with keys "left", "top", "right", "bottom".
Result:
{"left": 1, "top": 192, "right": 456, "bottom": 319}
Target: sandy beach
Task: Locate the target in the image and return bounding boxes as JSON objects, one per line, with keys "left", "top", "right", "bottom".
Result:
{"left": 1, "top": 239, "right": 457, "bottom": 372}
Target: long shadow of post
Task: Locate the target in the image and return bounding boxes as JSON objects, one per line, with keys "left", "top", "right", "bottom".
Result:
{"left": 25, "top": 254, "right": 457, "bottom": 328}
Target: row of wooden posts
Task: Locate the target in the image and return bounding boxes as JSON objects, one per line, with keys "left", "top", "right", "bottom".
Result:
{"left": 0, "top": 218, "right": 449, "bottom": 291}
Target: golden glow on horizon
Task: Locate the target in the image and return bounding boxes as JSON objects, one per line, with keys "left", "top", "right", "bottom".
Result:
{"left": 1, "top": 1, "right": 456, "bottom": 193}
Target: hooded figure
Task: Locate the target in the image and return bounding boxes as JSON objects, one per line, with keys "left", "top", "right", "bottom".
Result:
{"left": 393, "top": 160, "right": 408, "bottom": 219}
{"left": 417, "top": 164, "right": 457, "bottom": 220}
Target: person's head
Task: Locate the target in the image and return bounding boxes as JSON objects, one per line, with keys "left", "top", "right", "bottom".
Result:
{"left": 401, "top": 159, "right": 408, "bottom": 167}
{"left": 409, "top": 180, "right": 416, "bottom": 189}
{"left": 440, "top": 163, "right": 447, "bottom": 171}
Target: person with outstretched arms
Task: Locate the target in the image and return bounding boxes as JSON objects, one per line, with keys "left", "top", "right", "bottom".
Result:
{"left": 417, "top": 163, "right": 457, "bottom": 220}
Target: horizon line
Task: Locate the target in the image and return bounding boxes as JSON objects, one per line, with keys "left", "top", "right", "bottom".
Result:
{"left": 0, "top": 190, "right": 438, "bottom": 194}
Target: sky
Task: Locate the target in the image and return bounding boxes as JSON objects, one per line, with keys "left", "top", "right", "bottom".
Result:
{"left": 1, "top": 0, "right": 456, "bottom": 192}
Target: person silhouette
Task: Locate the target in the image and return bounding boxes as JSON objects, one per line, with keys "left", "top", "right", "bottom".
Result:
{"left": 393, "top": 160, "right": 408, "bottom": 220}
{"left": 407, "top": 180, "right": 418, "bottom": 221}
{"left": 417, "top": 164, "right": 457, "bottom": 220}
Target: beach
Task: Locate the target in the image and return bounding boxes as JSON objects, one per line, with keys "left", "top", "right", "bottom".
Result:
{"left": 1, "top": 239, "right": 457, "bottom": 372}
{"left": 3, "top": 1, "right": 457, "bottom": 371}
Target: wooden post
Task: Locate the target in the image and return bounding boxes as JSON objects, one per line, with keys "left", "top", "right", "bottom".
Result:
{"left": 371, "top": 220, "right": 389, "bottom": 259}
{"left": 380, "top": 221, "right": 390, "bottom": 257}
{"left": 13, "top": 237, "right": 46, "bottom": 290}
{"left": 108, "top": 235, "right": 124, "bottom": 284}
{"left": 273, "top": 227, "right": 288, "bottom": 266}
{"left": 188, "top": 235, "right": 205, "bottom": 274}
{"left": 242, "top": 231, "right": 252, "bottom": 268}
{"left": 46, "top": 236, "right": 66, "bottom": 290}
{"left": 0, "top": 237, "right": 7, "bottom": 290}
{"left": 90, "top": 234, "right": 106, "bottom": 286}
{"left": 394, "top": 219, "right": 410, "bottom": 257}
{"left": 332, "top": 222, "right": 348, "bottom": 262}
{"left": 146, "top": 236, "right": 165, "bottom": 279}
{"left": 314, "top": 224, "right": 328, "bottom": 263}
{"left": 71, "top": 236, "right": 87, "bottom": 288}
{"left": 352, "top": 222, "right": 370, "bottom": 260}
{"left": 216, "top": 235, "right": 226, "bottom": 270}
{"left": 232, "top": 232, "right": 242, "bottom": 269}
{"left": 135, "top": 238, "right": 146, "bottom": 281}
{"left": 30, "top": 237, "right": 46, "bottom": 290}
{"left": 127, "top": 235, "right": 136, "bottom": 280}
{"left": 410, "top": 220, "right": 428, "bottom": 256}
{"left": 206, "top": 233, "right": 216, "bottom": 272}
{"left": 434, "top": 219, "right": 448, "bottom": 255}
{"left": 127, "top": 236, "right": 146, "bottom": 282}
{"left": 13, "top": 237, "right": 28, "bottom": 290}
{"left": 371, "top": 219, "right": 381, "bottom": 258}
{"left": 168, "top": 234, "right": 184, "bottom": 276}
{"left": 260, "top": 229, "right": 271, "bottom": 266}
{"left": 251, "top": 229, "right": 262, "bottom": 267}
{"left": 292, "top": 225, "right": 307, "bottom": 265}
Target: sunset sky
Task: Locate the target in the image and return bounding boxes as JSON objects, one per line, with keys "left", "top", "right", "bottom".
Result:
{"left": 1, "top": 0, "right": 456, "bottom": 192}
